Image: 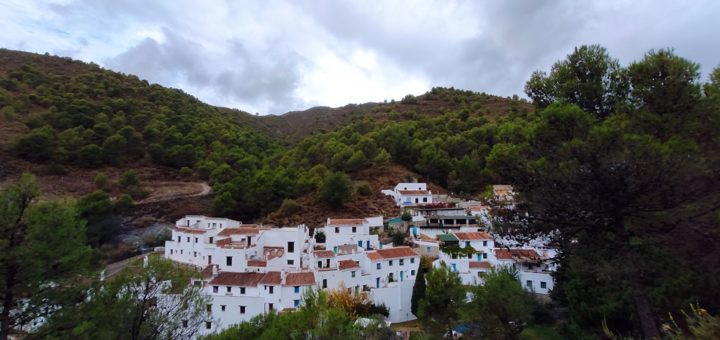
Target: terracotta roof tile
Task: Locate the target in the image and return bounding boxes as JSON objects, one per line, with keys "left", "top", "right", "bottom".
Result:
{"left": 313, "top": 250, "right": 335, "bottom": 258}
{"left": 494, "top": 249, "right": 542, "bottom": 262}
{"left": 259, "top": 271, "right": 282, "bottom": 285}
{"left": 469, "top": 261, "right": 492, "bottom": 269}
{"left": 375, "top": 246, "right": 418, "bottom": 259}
{"left": 454, "top": 232, "right": 492, "bottom": 241}
{"left": 200, "top": 264, "right": 217, "bottom": 279}
{"left": 173, "top": 226, "right": 207, "bottom": 234}
{"left": 338, "top": 260, "right": 360, "bottom": 270}
{"left": 209, "top": 272, "right": 263, "bottom": 286}
{"left": 327, "top": 218, "right": 365, "bottom": 225}
{"left": 247, "top": 260, "right": 267, "bottom": 267}
{"left": 217, "top": 226, "right": 264, "bottom": 236}
{"left": 286, "top": 272, "right": 315, "bottom": 286}
{"left": 398, "top": 190, "right": 431, "bottom": 195}
{"left": 366, "top": 251, "right": 383, "bottom": 261}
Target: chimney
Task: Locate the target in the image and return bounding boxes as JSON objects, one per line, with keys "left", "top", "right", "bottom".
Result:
{"left": 281, "top": 269, "right": 287, "bottom": 284}
{"left": 212, "top": 265, "right": 218, "bottom": 276}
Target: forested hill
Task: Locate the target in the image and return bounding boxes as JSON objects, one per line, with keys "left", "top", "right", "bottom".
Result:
{"left": 0, "top": 48, "right": 530, "bottom": 224}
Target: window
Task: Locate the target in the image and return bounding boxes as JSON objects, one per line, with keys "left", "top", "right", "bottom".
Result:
{"left": 400, "top": 259, "right": 404, "bottom": 265}
{"left": 226, "top": 256, "right": 232, "bottom": 266}
{"left": 352, "top": 271, "right": 356, "bottom": 278}
{"left": 294, "top": 286, "right": 300, "bottom": 293}
{"left": 182, "top": 320, "right": 188, "bottom": 328}
{"left": 240, "top": 287, "right": 246, "bottom": 294}
{"left": 411, "top": 258, "right": 415, "bottom": 263}
{"left": 352, "top": 226, "right": 357, "bottom": 233}
{"left": 206, "top": 304, "right": 212, "bottom": 313}
{"left": 335, "top": 227, "right": 339, "bottom": 233}
{"left": 187, "top": 237, "right": 190, "bottom": 242}
{"left": 322, "top": 279, "right": 327, "bottom": 289}
{"left": 423, "top": 197, "right": 428, "bottom": 202}
{"left": 376, "top": 263, "right": 381, "bottom": 270}
{"left": 209, "top": 237, "right": 214, "bottom": 244}
{"left": 287, "top": 259, "right": 294, "bottom": 265}
{"left": 194, "top": 237, "right": 198, "bottom": 243}
{"left": 193, "top": 251, "right": 197, "bottom": 257}
{"left": 213, "top": 286, "right": 218, "bottom": 293}
{"left": 221, "top": 305, "right": 226, "bottom": 311}
{"left": 294, "top": 299, "right": 300, "bottom": 307}
{"left": 541, "top": 281, "right": 547, "bottom": 289}
{"left": 240, "top": 305, "right": 246, "bottom": 314}
{"left": 268, "top": 303, "right": 274, "bottom": 311}
{"left": 483, "top": 253, "right": 488, "bottom": 259}
{"left": 226, "top": 286, "right": 232, "bottom": 294}
{"left": 526, "top": 280, "right": 533, "bottom": 288}
{"left": 483, "top": 241, "right": 487, "bottom": 247}
{"left": 288, "top": 241, "right": 295, "bottom": 253}
{"left": 411, "top": 270, "right": 416, "bottom": 275}
{"left": 465, "top": 241, "right": 471, "bottom": 247}
{"left": 389, "top": 260, "right": 393, "bottom": 266}
{"left": 426, "top": 246, "right": 431, "bottom": 252}
{"left": 205, "top": 321, "right": 211, "bottom": 329}
{"left": 177, "top": 236, "right": 181, "bottom": 242}
{"left": 269, "top": 286, "right": 274, "bottom": 294}
{"left": 317, "top": 261, "right": 322, "bottom": 268}
{"left": 180, "top": 250, "right": 183, "bottom": 254}
{"left": 170, "top": 249, "right": 173, "bottom": 254}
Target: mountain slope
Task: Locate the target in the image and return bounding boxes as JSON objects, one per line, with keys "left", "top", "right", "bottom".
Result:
{"left": 0, "top": 48, "right": 533, "bottom": 226}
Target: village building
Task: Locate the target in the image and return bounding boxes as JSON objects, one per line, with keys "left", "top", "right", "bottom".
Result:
{"left": 381, "top": 182, "right": 433, "bottom": 207}
{"left": 164, "top": 215, "right": 420, "bottom": 336}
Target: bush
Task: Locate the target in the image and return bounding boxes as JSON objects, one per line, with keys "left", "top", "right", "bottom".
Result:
{"left": 355, "top": 181, "right": 372, "bottom": 196}
{"left": 401, "top": 94, "right": 418, "bottom": 104}
{"left": 179, "top": 166, "right": 194, "bottom": 178}
{"left": 94, "top": 172, "right": 110, "bottom": 191}
{"left": 277, "top": 199, "right": 301, "bottom": 217}
{"left": 119, "top": 169, "right": 139, "bottom": 188}
{"left": 314, "top": 230, "right": 326, "bottom": 243}
{"left": 319, "top": 171, "right": 352, "bottom": 209}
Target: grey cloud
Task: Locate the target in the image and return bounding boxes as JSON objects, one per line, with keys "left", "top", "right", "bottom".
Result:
{"left": 106, "top": 28, "right": 305, "bottom": 114}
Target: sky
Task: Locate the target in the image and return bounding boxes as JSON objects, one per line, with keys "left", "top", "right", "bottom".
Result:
{"left": 1, "top": 0, "right": 718, "bottom": 115}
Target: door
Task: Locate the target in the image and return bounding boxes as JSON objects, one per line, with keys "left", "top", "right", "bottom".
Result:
{"left": 376, "top": 277, "right": 380, "bottom": 288}
{"left": 208, "top": 255, "right": 212, "bottom": 265}
{"left": 400, "top": 271, "right": 404, "bottom": 282}
{"left": 366, "top": 240, "right": 370, "bottom": 250}
{"left": 358, "top": 240, "right": 363, "bottom": 248}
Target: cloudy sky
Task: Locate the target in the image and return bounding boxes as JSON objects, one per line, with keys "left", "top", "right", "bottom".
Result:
{"left": 2, "top": 0, "right": 718, "bottom": 115}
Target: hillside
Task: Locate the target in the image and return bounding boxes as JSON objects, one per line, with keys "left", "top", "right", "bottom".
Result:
{"left": 0, "top": 49, "right": 532, "bottom": 229}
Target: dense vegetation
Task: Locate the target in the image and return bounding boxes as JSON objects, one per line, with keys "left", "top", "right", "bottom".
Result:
{"left": 492, "top": 46, "right": 720, "bottom": 338}
{"left": 202, "top": 289, "right": 393, "bottom": 340}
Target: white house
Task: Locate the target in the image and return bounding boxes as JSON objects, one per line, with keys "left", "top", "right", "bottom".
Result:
{"left": 382, "top": 183, "right": 433, "bottom": 207}
{"left": 323, "top": 217, "right": 382, "bottom": 251}
{"left": 164, "top": 215, "right": 421, "bottom": 336}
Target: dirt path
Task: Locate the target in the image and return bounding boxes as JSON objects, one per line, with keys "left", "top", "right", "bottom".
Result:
{"left": 138, "top": 181, "right": 212, "bottom": 204}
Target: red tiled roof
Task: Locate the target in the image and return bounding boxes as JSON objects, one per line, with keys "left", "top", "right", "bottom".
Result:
{"left": 217, "top": 226, "right": 263, "bottom": 236}
{"left": 337, "top": 244, "right": 358, "bottom": 255}
{"left": 173, "top": 226, "right": 207, "bottom": 234}
{"left": 454, "top": 232, "right": 492, "bottom": 241}
{"left": 338, "top": 259, "right": 360, "bottom": 270}
{"left": 374, "top": 246, "right": 418, "bottom": 259}
{"left": 209, "top": 272, "right": 263, "bottom": 286}
{"left": 247, "top": 260, "right": 267, "bottom": 267}
{"left": 200, "top": 264, "right": 217, "bottom": 279}
{"left": 313, "top": 250, "right": 335, "bottom": 258}
{"left": 259, "top": 271, "right": 282, "bottom": 285}
{"left": 398, "top": 190, "right": 430, "bottom": 195}
{"left": 366, "top": 252, "right": 383, "bottom": 261}
{"left": 327, "top": 218, "right": 365, "bottom": 225}
{"left": 494, "top": 249, "right": 542, "bottom": 262}
{"left": 469, "top": 261, "right": 492, "bottom": 269}
{"left": 286, "top": 272, "right": 315, "bottom": 285}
